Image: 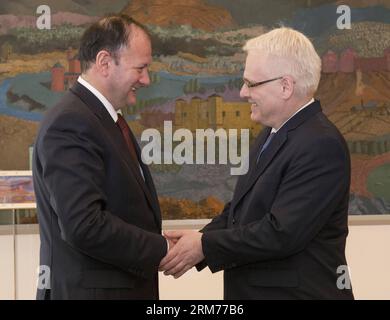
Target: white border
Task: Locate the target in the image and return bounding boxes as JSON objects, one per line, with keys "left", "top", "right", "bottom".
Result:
{"left": 0, "top": 170, "right": 32, "bottom": 176}
{"left": 0, "top": 203, "right": 36, "bottom": 209}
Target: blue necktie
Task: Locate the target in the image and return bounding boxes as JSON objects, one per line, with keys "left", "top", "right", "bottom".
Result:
{"left": 256, "top": 132, "right": 275, "bottom": 164}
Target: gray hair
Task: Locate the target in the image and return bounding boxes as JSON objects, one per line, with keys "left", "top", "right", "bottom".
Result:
{"left": 243, "top": 27, "right": 321, "bottom": 97}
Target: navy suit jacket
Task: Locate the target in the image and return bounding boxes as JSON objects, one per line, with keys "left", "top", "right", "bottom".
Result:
{"left": 33, "top": 82, "right": 167, "bottom": 299}
{"left": 199, "top": 100, "right": 354, "bottom": 300}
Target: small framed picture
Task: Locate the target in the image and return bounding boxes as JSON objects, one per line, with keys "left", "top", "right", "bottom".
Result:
{"left": 0, "top": 171, "right": 36, "bottom": 209}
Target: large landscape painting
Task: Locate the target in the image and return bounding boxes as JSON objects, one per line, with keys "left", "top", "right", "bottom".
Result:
{"left": 0, "top": 0, "right": 389, "bottom": 219}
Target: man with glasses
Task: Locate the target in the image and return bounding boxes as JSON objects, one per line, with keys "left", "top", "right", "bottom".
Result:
{"left": 160, "top": 27, "right": 354, "bottom": 300}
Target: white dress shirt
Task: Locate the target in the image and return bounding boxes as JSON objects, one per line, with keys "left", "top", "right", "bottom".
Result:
{"left": 77, "top": 76, "right": 119, "bottom": 122}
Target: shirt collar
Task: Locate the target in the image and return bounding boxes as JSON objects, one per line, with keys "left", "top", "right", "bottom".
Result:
{"left": 77, "top": 76, "right": 119, "bottom": 122}
{"left": 271, "top": 98, "right": 315, "bottom": 134}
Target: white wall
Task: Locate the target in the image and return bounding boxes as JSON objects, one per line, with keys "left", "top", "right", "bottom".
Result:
{"left": 1, "top": 224, "right": 390, "bottom": 300}
{"left": 15, "top": 234, "right": 41, "bottom": 300}
{"left": 345, "top": 225, "right": 390, "bottom": 299}
{"left": 0, "top": 234, "right": 15, "bottom": 300}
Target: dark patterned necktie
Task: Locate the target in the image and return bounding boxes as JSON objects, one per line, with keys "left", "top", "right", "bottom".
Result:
{"left": 116, "top": 114, "right": 139, "bottom": 164}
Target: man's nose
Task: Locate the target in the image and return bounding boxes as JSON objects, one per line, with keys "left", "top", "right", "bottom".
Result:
{"left": 140, "top": 69, "right": 151, "bottom": 86}
{"left": 240, "top": 84, "right": 249, "bottom": 99}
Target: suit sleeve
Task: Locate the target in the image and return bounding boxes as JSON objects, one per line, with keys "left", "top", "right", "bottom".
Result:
{"left": 201, "top": 201, "right": 231, "bottom": 232}
{"left": 195, "top": 201, "right": 231, "bottom": 271}
{"left": 201, "top": 136, "right": 350, "bottom": 273}
{"left": 37, "top": 112, "right": 167, "bottom": 279}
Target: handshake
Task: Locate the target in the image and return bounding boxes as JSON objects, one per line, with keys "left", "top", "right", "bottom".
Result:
{"left": 159, "top": 230, "right": 205, "bottom": 279}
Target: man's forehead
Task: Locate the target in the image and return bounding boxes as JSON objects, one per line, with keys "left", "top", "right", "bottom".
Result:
{"left": 244, "top": 54, "right": 260, "bottom": 78}
{"left": 244, "top": 52, "right": 270, "bottom": 76}
{"left": 122, "top": 26, "right": 151, "bottom": 53}
{"left": 127, "top": 24, "right": 150, "bottom": 43}
{"left": 246, "top": 51, "right": 267, "bottom": 65}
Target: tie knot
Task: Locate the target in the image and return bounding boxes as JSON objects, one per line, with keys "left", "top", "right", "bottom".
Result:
{"left": 116, "top": 113, "right": 140, "bottom": 165}
{"left": 116, "top": 114, "right": 128, "bottom": 131}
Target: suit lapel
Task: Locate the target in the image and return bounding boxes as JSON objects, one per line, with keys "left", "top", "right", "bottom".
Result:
{"left": 70, "top": 82, "right": 161, "bottom": 225}
{"left": 232, "top": 128, "right": 287, "bottom": 210}
{"left": 127, "top": 126, "right": 162, "bottom": 223}
{"left": 232, "top": 128, "right": 270, "bottom": 205}
{"left": 232, "top": 100, "right": 322, "bottom": 211}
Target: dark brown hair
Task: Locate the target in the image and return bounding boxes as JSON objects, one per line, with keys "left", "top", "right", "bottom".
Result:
{"left": 78, "top": 14, "right": 149, "bottom": 72}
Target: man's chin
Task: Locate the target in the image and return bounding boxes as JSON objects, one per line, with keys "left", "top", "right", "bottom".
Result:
{"left": 124, "top": 91, "right": 136, "bottom": 106}
{"left": 126, "top": 98, "right": 136, "bottom": 107}
{"left": 250, "top": 113, "right": 261, "bottom": 123}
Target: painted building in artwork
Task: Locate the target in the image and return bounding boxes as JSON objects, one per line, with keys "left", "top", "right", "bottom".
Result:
{"left": 51, "top": 48, "right": 81, "bottom": 92}
{"left": 322, "top": 50, "right": 338, "bottom": 73}
{"left": 140, "top": 111, "right": 174, "bottom": 128}
{"left": 0, "top": 42, "right": 12, "bottom": 62}
{"left": 51, "top": 62, "right": 65, "bottom": 92}
{"left": 322, "top": 48, "right": 390, "bottom": 73}
{"left": 174, "top": 94, "right": 262, "bottom": 137}
{"left": 339, "top": 48, "right": 357, "bottom": 73}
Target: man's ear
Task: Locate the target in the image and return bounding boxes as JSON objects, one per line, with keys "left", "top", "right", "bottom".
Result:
{"left": 95, "top": 50, "right": 113, "bottom": 77}
{"left": 280, "top": 76, "right": 294, "bottom": 99}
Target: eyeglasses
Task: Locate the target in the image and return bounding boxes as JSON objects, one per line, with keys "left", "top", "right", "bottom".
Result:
{"left": 243, "top": 76, "right": 283, "bottom": 88}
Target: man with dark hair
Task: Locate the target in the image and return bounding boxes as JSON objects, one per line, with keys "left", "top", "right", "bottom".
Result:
{"left": 33, "top": 14, "right": 168, "bottom": 300}
{"left": 78, "top": 14, "right": 149, "bottom": 73}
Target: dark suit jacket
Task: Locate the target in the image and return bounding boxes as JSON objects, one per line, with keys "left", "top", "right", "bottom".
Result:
{"left": 33, "top": 82, "right": 167, "bottom": 300}
{"left": 199, "top": 100, "right": 354, "bottom": 300}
